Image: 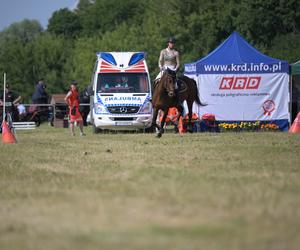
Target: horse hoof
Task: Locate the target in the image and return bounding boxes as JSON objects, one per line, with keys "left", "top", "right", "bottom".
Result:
{"left": 174, "top": 126, "right": 179, "bottom": 134}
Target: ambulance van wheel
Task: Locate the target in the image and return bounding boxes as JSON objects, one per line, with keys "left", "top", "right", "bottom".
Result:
{"left": 92, "top": 124, "right": 102, "bottom": 134}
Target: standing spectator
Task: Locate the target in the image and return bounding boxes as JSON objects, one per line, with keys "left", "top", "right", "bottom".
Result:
{"left": 0, "top": 84, "right": 21, "bottom": 122}
{"left": 32, "top": 78, "right": 48, "bottom": 104}
{"left": 79, "top": 85, "right": 92, "bottom": 126}
{"left": 64, "top": 81, "right": 85, "bottom": 136}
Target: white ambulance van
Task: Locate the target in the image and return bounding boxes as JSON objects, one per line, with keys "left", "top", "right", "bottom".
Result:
{"left": 90, "top": 52, "right": 153, "bottom": 133}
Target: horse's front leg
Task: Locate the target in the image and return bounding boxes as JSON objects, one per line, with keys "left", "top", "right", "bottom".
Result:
{"left": 157, "top": 108, "right": 168, "bottom": 138}
{"left": 151, "top": 107, "right": 160, "bottom": 131}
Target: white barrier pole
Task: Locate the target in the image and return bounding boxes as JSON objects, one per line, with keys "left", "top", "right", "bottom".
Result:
{"left": 290, "top": 73, "right": 293, "bottom": 125}
{"left": 2, "top": 73, "right": 6, "bottom": 123}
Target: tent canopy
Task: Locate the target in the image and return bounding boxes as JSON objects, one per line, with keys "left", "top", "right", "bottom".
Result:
{"left": 291, "top": 60, "right": 300, "bottom": 75}
{"left": 183, "top": 31, "right": 290, "bottom": 131}
{"left": 185, "top": 31, "right": 289, "bottom": 75}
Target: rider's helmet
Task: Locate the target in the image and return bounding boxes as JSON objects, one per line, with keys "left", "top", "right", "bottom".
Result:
{"left": 167, "top": 37, "right": 176, "bottom": 44}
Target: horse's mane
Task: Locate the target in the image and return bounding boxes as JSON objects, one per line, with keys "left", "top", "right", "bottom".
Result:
{"left": 165, "top": 68, "right": 176, "bottom": 78}
{"left": 158, "top": 68, "right": 176, "bottom": 87}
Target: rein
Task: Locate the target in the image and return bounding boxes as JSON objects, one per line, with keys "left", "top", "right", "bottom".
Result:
{"left": 163, "top": 75, "right": 174, "bottom": 96}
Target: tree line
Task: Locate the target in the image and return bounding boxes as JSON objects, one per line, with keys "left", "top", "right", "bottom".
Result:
{"left": 0, "top": 0, "right": 299, "bottom": 102}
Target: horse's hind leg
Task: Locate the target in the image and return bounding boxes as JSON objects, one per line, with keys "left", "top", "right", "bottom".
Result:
{"left": 174, "top": 105, "right": 183, "bottom": 133}
{"left": 187, "top": 101, "right": 194, "bottom": 133}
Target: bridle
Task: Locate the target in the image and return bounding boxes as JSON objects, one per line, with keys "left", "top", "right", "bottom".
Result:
{"left": 161, "top": 69, "right": 176, "bottom": 97}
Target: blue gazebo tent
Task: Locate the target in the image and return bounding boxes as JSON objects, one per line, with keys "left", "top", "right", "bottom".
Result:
{"left": 184, "top": 31, "right": 290, "bottom": 131}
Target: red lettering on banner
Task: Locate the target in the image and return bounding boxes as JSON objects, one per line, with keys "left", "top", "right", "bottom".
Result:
{"left": 219, "top": 77, "right": 234, "bottom": 89}
{"left": 246, "top": 77, "right": 261, "bottom": 89}
{"left": 233, "top": 77, "right": 248, "bottom": 89}
{"left": 219, "top": 76, "right": 261, "bottom": 90}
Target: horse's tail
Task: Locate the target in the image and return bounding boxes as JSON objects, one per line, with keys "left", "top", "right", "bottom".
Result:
{"left": 192, "top": 79, "right": 206, "bottom": 106}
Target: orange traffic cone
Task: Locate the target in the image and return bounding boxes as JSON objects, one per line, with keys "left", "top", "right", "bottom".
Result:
{"left": 2, "top": 121, "right": 17, "bottom": 144}
{"left": 289, "top": 112, "right": 300, "bottom": 133}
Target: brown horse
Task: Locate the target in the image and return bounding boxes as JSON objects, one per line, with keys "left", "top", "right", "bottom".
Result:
{"left": 151, "top": 68, "right": 204, "bottom": 137}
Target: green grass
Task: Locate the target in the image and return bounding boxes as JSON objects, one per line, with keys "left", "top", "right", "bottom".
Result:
{"left": 0, "top": 125, "right": 300, "bottom": 250}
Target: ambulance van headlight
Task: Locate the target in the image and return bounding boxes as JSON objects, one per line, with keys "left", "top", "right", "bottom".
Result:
{"left": 139, "top": 101, "right": 152, "bottom": 114}
{"left": 94, "top": 103, "right": 107, "bottom": 114}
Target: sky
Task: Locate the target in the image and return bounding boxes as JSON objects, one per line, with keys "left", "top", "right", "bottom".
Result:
{"left": 0, "top": 0, "right": 79, "bottom": 32}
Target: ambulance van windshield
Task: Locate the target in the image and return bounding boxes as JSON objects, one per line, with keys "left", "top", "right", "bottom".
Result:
{"left": 97, "top": 73, "right": 149, "bottom": 93}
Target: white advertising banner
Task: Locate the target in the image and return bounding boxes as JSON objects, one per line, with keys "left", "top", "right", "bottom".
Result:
{"left": 193, "top": 73, "right": 289, "bottom": 121}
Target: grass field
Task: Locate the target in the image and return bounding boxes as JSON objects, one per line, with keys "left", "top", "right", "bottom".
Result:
{"left": 0, "top": 125, "right": 300, "bottom": 250}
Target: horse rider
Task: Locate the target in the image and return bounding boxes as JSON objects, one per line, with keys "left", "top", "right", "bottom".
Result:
{"left": 155, "top": 37, "right": 180, "bottom": 89}
{"left": 32, "top": 78, "right": 49, "bottom": 105}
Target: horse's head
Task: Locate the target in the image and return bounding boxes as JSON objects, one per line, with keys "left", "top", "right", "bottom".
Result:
{"left": 161, "top": 68, "right": 176, "bottom": 98}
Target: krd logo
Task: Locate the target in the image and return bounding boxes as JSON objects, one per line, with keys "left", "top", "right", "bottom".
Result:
{"left": 219, "top": 76, "right": 261, "bottom": 90}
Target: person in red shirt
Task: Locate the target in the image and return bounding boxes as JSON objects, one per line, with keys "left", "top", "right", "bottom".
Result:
{"left": 64, "top": 81, "right": 85, "bottom": 136}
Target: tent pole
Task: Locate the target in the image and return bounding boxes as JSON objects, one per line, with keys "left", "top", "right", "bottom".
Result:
{"left": 2, "top": 73, "right": 6, "bottom": 124}
{"left": 289, "top": 73, "right": 293, "bottom": 125}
